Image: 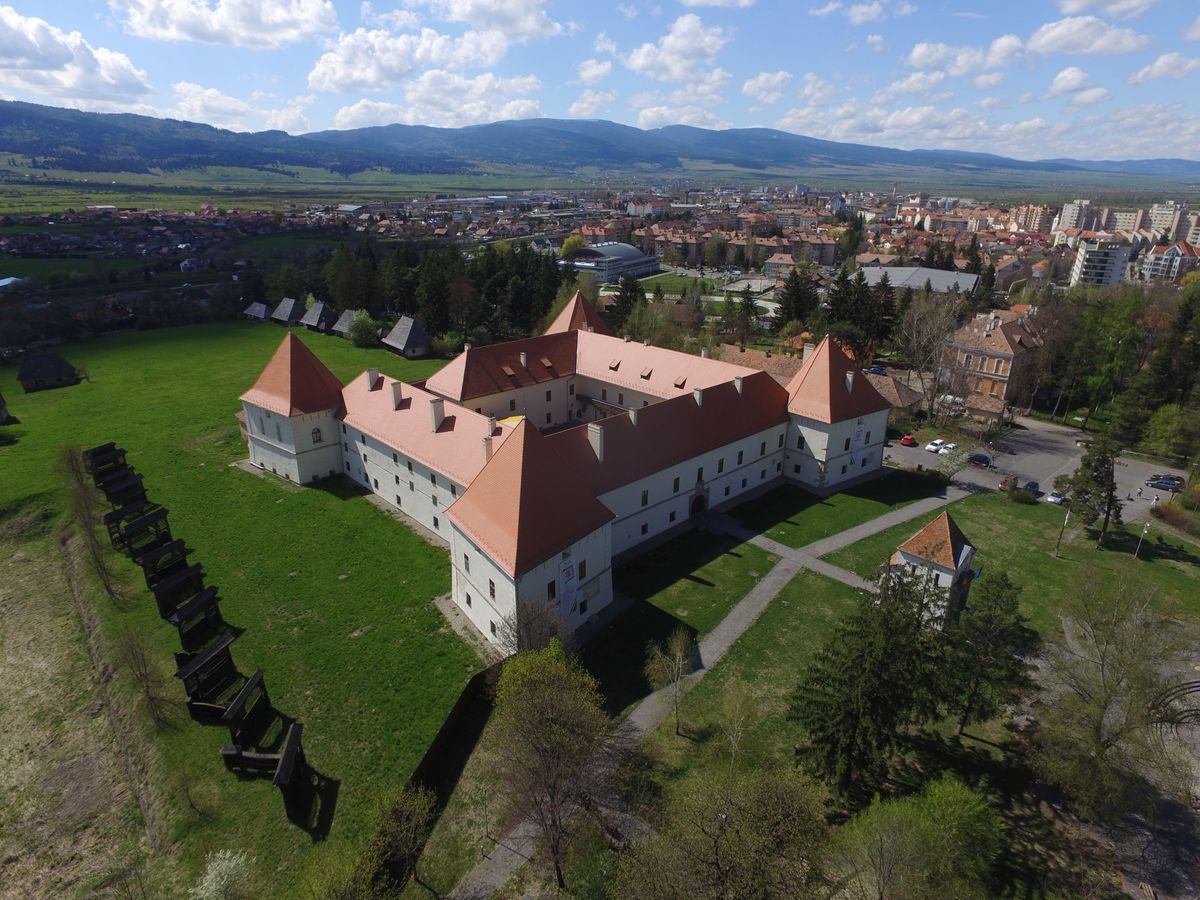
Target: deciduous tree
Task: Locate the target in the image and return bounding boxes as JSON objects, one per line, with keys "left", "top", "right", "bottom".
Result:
{"left": 644, "top": 625, "right": 696, "bottom": 736}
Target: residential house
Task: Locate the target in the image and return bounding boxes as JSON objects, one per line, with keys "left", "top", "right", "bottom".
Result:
{"left": 332, "top": 308, "right": 358, "bottom": 340}
{"left": 382, "top": 316, "right": 433, "bottom": 359}
{"left": 299, "top": 300, "right": 338, "bottom": 333}
{"left": 1141, "top": 241, "right": 1199, "bottom": 282}
{"left": 889, "top": 511, "right": 976, "bottom": 622}
{"left": 17, "top": 353, "right": 79, "bottom": 393}
{"left": 270, "top": 297, "right": 306, "bottom": 325}
{"left": 243, "top": 302, "right": 270, "bottom": 322}
{"left": 942, "top": 309, "right": 1041, "bottom": 420}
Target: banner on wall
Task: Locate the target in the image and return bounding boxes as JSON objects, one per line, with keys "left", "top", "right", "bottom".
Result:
{"left": 850, "top": 421, "right": 865, "bottom": 465}
{"left": 560, "top": 556, "right": 578, "bottom": 614}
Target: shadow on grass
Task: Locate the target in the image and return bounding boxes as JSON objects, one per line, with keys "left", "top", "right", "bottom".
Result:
{"left": 1096, "top": 527, "right": 1200, "bottom": 568}
{"left": 309, "top": 474, "right": 371, "bottom": 502}
{"left": 284, "top": 766, "right": 340, "bottom": 843}
{"left": 614, "top": 530, "right": 751, "bottom": 603}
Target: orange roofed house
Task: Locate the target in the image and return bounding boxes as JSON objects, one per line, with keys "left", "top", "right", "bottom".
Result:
{"left": 889, "top": 511, "right": 977, "bottom": 622}
{"left": 239, "top": 293, "right": 893, "bottom": 650}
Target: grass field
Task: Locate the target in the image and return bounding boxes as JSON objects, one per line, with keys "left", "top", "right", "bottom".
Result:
{"left": 639, "top": 273, "right": 717, "bottom": 295}
{"left": 729, "top": 469, "right": 946, "bottom": 549}
{"left": 0, "top": 323, "right": 485, "bottom": 895}
{"left": 824, "top": 491, "right": 1200, "bottom": 635}
{"left": 0, "top": 256, "right": 146, "bottom": 279}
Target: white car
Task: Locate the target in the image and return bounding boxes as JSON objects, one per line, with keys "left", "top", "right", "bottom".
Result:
{"left": 1045, "top": 490, "right": 1066, "bottom": 505}
{"left": 924, "top": 438, "right": 945, "bottom": 452}
{"left": 938, "top": 442, "right": 958, "bottom": 455}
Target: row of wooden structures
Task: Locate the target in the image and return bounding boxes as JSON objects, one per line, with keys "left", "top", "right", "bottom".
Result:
{"left": 83, "top": 442, "right": 306, "bottom": 791}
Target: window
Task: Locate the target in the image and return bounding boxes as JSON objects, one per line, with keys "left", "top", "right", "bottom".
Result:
{"left": 547, "top": 580, "right": 556, "bottom": 601}
{"left": 843, "top": 437, "right": 851, "bottom": 452}
{"left": 761, "top": 469, "right": 766, "bottom": 479}
{"left": 578, "top": 560, "right": 587, "bottom": 579}
{"left": 451, "top": 484, "right": 457, "bottom": 497}
{"left": 395, "top": 475, "right": 399, "bottom": 484}
{"left": 717, "top": 458, "right": 724, "bottom": 474}
{"left": 796, "top": 435, "right": 805, "bottom": 450}
{"left": 673, "top": 477, "right": 680, "bottom": 493}
{"left": 545, "top": 390, "right": 552, "bottom": 402}
{"left": 312, "top": 427, "right": 323, "bottom": 444}
{"left": 737, "top": 450, "right": 744, "bottom": 465}
{"left": 964, "top": 353, "right": 974, "bottom": 370}
{"left": 841, "top": 464, "right": 847, "bottom": 474}
{"left": 407, "top": 460, "right": 413, "bottom": 473}
{"left": 465, "top": 593, "right": 471, "bottom": 607}
{"left": 579, "top": 599, "right": 588, "bottom": 614}
{"left": 569, "top": 383, "right": 575, "bottom": 396}
{"left": 724, "top": 486, "right": 730, "bottom": 496}
{"left": 618, "top": 392, "right": 624, "bottom": 405}
{"left": 862, "top": 456, "right": 869, "bottom": 467}
{"left": 546, "top": 412, "right": 552, "bottom": 424}
{"left": 463, "top": 554, "right": 470, "bottom": 572}
{"left": 793, "top": 464, "right": 801, "bottom": 474}
{"left": 396, "top": 495, "right": 402, "bottom": 506}
{"left": 341, "top": 423, "right": 346, "bottom": 434}
{"left": 430, "top": 472, "right": 436, "bottom": 485}
{"left": 760, "top": 441, "right": 766, "bottom": 456}
{"left": 741, "top": 478, "right": 747, "bottom": 488}
{"left": 643, "top": 401, "right": 649, "bottom": 407}
{"left": 392, "top": 452, "right": 397, "bottom": 464}
{"left": 669, "top": 511, "right": 677, "bottom": 523}
{"left": 362, "top": 453, "right": 367, "bottom": 462}
{"left": 509, "top": 398, "right": 517, "bottom": 412}
{"left": 360, "top": 433, "right": 365, "bottom": 443}
{"left": 489, "top": 580, "right": 495, "bottom": 599}
{"left": 490, "top": 621, "right": 497, "bottom": 636}
{"left": 275, "top": 423, "right": 282, "bottom": 441}
{"left": 343, "top": 442, "right": 348, "bottom": 451}
{"left": 346, "top": 462, "right": 350, "bottom": 471}
{"left": 373, "top": 478, "right": 378, "bottom": 489}
{"left": 865, "top": 431, "right": 871, "bottom": 444}
{"left": 602, "top": 389, "right": 607, "bottom": 401}
{"left": 432, "top": 496, "right": 438, "bottom": 507}
{"left": 409, "top": 481, "right": 414, "bottom": 492}
{"left": 433, "top": 516, "right": 439, "bottom": 529}
{"left": 696, "top": 466, "right": 704, "bottom": 482}
{"left": 641, "top": 523, "right": 649, "bottom": 535}
{"left": 476, "top": 408, "right": 482, "bottom": 414}
{"left": 777, "top": 434, "right": 784, "bottom": 448}
{"left": 641, "top": 489, "right": 649, "bottom": 507}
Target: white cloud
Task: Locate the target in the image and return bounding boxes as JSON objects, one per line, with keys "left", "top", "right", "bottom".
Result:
{"left": 894, "top": 1, "right": 917, "bottom": 13}
{"left": 568, "top": 88, "right": 617, "bottom": 117}
{"left": 905, "top": 34, "right": 1022, "bottom": 75}
{"left": 1057, "top": 0, "right": 1157, "bottom": 17}
{"left": 170, "top": 80, "right": 256, "bottom": 129}
{"left": 593, "top": 31, "right": 617, "bottom": 54}
{"left": 307, "top": 27, "right": 506, "bottom": 92}
{"left": 405, "top": 0, "right": 561, "bottom": 42}
{"left": 577, "top": 58, "right": 611, "bottom": 85}
{"left": 108, "top": 0, "right": 338, "bottom": 48}
{"left": 636, "top": 104, "right": 730, "bottom": 129}
{"left": 1188, "top": 17, "right": 1200, "bottom": 40}
{"left": 1048, "top": 65, "right": 1090, "bottom": 94}
{"left": 810, "top": 0, "right": 914, "bottom": 23}
{"left": 808, "top": 1, "right": 840, "bottom": 15}
{"left": 617, "top": 2, "right": 637, "bottom": 18}
{"left": 798, "top": 72, "right": 837, "bottom": 104}
{"left": 680, "top": 0, "right": 755, "bottom": 5}
{"left": 622, "top": 14, "right": 730, "bottom": 103}
{"left": 1128, "top": 52, "right": 1200, "bottom": 84}
{"left": 846, "top": 2, "right": 883, "bottom": 24}
{"left": 973, "top": 71, "right": 1005, "bottom": 89}
{"left": 978, "top": 96, "right": 1007, "bottom": 109}
{"left": 263, "top": 95, "right": 315, "bottom": 133}
{"left": 0, "top": 7, "right": 151, "bottom": 105}
{"left": 866, "top": 33, "right": 885, "bottom": 51}
{"left": 333, "top": 70, "right": 540, "bottom": 128}
{"left": 741, "top": 70, "right": 791, "bottom": 104}
{"left": 1027, "top": 16, "right": 1148, "bottom": 55}
{"left": 360, "top": 1, "right": 419, "bottom": 29}
{"left": 871, "top": 69, "right": 945, "bottom": 103}
{"left": 1068, "top": 85, "right": 1110, "bottom": 107}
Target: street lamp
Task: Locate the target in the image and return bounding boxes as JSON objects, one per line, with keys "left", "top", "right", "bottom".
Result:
{"left": 1054, "top": 504, "right": 1070, "bottom": 558}
{"left": 1134, "top": 520, "right": 1150, "bottom": 559}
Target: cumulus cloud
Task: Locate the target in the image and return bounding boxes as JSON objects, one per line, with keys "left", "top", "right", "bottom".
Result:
{"left": 741, "top": 70, "right": 792, "bottom": 104}
{"left": 809, "top": 0, "right": 914, "bottom": 23}
{"left": 1057, "top": 0, "right": 1157, "bottom": 17}
{"left": 871, "top": 69, "right": 945, "bottom": 103}
{"left": 846, "top": 2, "right": 883, "bottom": 24}
{"left": 974, "top": 71, "right": 1005, "bottom": 89}
{"left": 577, "top": 58, "right": 611, "bottom": 85}
{"left": 1128, "top": 52, "right": 1200, "bottom": 84}
{"left": 623, "top": 14, "right": 730, "bottom": 104}
{"left": 905, "top": 34, "right": 1022, "bottom": 75}
{"left": 333, "top": 69, "right": 539, "bottom": 128}
{"left": 1048, "top": 65, "right": 1090, "bottom": 94}
{"left": 1189, "top": 17, "right": 1200, "bottom": 40}
{"left": 593, "top": 31, "right": 617, "bottom": 54}
{"left": 307, "top": 27, "right": 506, "bottom": 92}
{"left": 866, "top": 33, "right": 885, "bottom": 51}
{"left": 636, "top": 105, "right": 730, "bottom": 129}
{"left": 170, "top": 80, "right": 256, "bottom": 129}
{"left": 0, "top": 7, "right": 152, "bottom": 105}
{"left": 405, "top": 0, "right": 561, "bottom": 42}
{"left": 680, "top": 0, "right": 755, "bottom": 5}
{"left": 808, "top": 1, "right": 840, "bottom": 14}
{"left": 359, "top": 2, "right": 419, "bottom": 29}
{"left": 568, "top": 88, "right": 616, "bottom": 117}
{"left": 263, "top": 95, "right": 315, "bottom": 133}
{"left": 1027, "top": 16, "right": 1148, "bottom": 55}
{"left": 798, "top": 72, "right": 838, "bottom": 104}
{"left": 108, "top": 0, "right": 338, "bottom": 48}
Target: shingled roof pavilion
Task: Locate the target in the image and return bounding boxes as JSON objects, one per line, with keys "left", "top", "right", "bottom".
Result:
{"left": 890, "top": 511, "right": 977, "bottom": 622}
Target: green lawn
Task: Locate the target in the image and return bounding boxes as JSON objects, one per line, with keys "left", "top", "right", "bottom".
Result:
{"left": 639, "top": 273, "right": 716, "bottom": 295}
{"left": 0, "top": 323, "right": 483, "bottom": 895}
{"left": 730, "top": 469, "right": 946, "bottom": 549}
{"left": 823, "top": 492, "right": 1200, "bottom": 635}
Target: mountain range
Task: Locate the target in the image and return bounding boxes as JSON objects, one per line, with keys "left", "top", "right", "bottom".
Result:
{"left": 2, "top": 99, "right": 1199, "bottom": 184}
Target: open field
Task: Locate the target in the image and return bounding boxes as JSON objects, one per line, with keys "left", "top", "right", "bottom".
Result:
{"left": 730, "top": 469, "right": 946, "bottom": 549}
{"left": 639, "top": 273, "right": 717, "bottom": 295}
{"left": 0, "top": 256, "right": 147, "bottom": 279}
{"left": 824, "top": 490, "right": 1200, "bottom": 635}
{"left": 0, "top": 323, "right": 484, "bottom": 895}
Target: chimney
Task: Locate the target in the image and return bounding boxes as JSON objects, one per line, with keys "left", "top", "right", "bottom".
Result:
{"left": 693, "top": 388, "right": 703, "bottom": 407}
{"left": 734, "top": 376, "right": 744, "bottom": 395}
{"left": 429, "top": 397, "right": 445, "bottom": 432}
{"left": 481, "top": 435, "right": 493, "bottom": 463}
{"left": 643, "top": 338, "right": 650, "bottom": 346}
{"left": 629, "top": 407, "right": 638, "bottom": 426}
{"left": 624, "top": 334, "right": 631, "bottom": 343}
{"left": 700, "top": 347, "right": 709, "bottom": 359}
{"left": 464, "top": 342, "right": 472, "bottom": 351}
{"left": 587, "top": 422, "right": 604, "bottom": 462}
{"left": 845, "top": 371, "right": 855, "bottom": 394}
{"left": 519, "top": 351, "right": 527, "bottom": 367}
{"left": 587, "top": 325, "right": 595, "bottom": 333}
{"left": 802, "top": 341, "right": 815, "bottom": 361}
{"left": 391, "top": 380, "right": 404, "bottom": 410}
{"left": 487, "top": 415, "right": 497, "bottom": 434}
{"left": 366, "top": 367, "right": 380, "bottom": 389}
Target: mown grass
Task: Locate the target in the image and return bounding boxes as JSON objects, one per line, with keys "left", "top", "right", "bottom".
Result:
{"left": 638, "top": 273, "right": 717, "bottom": 295}
{"left": 0, "top": 323, "right": 484, "bottom": 895}
{"left": 823, "top": 491, "right": 1200, "bottom": 635}
{"left": 730, "top": 469, "right": 946, "bottom": 549}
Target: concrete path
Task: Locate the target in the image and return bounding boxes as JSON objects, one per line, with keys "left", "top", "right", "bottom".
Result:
{"left": 447, "top": 479, "right": 973, "bottom": 898}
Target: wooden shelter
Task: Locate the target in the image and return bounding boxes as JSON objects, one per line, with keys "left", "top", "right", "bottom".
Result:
{"left": 17, "top": 353, "right": 78, "bottom": 392}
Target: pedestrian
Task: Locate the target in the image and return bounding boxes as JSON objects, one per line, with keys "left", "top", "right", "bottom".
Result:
{"left": 1153, "top": 495, "right": 1160, "bottom": 506}
{"left": 1126, "top": 492, "right": 1133, "bottom": 501}
{"left": 1137, "top": 486, "right": 1143, "bottom": 498}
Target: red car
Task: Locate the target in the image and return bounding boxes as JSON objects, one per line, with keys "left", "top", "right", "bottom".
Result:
{"left": 899, "top": 435, "right": 917, "bottom": 447}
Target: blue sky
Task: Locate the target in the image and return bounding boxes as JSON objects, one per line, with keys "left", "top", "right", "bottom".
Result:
{"left": 1, "top": 0, "right": 1198, "bottom": 159}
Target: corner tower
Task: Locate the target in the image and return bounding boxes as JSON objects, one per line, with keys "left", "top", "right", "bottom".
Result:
{"left": 240, "top": 332, "right": 345, "bottom": 484}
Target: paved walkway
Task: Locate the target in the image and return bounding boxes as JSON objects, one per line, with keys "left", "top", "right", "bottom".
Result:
{"left": 447, "top": 479, "right": 972, "bottom": 898}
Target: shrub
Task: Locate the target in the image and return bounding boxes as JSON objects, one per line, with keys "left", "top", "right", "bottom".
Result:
{"left": 191, "top": 850, "right": 253, "bottom": 900}
{"left": 1008, "top": 487, "right": 1038, "bottom": 505}
{"left": 1150, "top": 503, "right": 1200, "bottom": 539}
{"left": 348, "top": 310, "right": 377, "bottom": 348}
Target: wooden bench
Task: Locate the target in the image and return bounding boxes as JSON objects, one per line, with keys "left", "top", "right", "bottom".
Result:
{"left": 220, "top": 722, "right": 305, "bottom": 789}
{"left": 94, "top": 463, "right": 136, "bottom": 491}
{"left": 152, "top": 563, "right": 205, "bottom": 619}
{"left": 175, "top": 631, "right": 241, "bottom": 715}
{"left": 135, "top": 538, "right": 190, "bottom": 578}
{"left": 220, "top": 669, "right": 270, "bottom": 748}
{"left": 103, "top": 473, "right": 146, "bottom": 509}
{"left": 115, "top": 507, "right": 172, "bottom": 557}
{"left": 82, "top": 442, "right": 119, "bottom": 472}
{"left": 168, "top": 586, "right": 224, "bottom": 652}
{"left": 103, "top": 500, "right": 155, "bottom": 544}
{"left": 84, "top": 445, "right": 128, "bottom": 479}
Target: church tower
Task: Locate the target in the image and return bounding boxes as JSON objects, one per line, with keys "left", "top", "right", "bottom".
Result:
{"left": 240, "top": 333, "right": 345, "bottom": 484}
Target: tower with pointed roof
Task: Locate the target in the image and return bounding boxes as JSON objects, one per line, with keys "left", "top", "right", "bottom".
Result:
{"left": 783, "top": 335, "right": 892, "bottom": 491}
{"left": 239, "top": 333, "right": 345, "bottom": 484}
{"left": 889, "top": 510, "right": 977, "bottom": 622}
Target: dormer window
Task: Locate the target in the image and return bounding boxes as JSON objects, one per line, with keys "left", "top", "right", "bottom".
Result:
{"left": 311, "top": 428, "right": 323, "bottom": 444}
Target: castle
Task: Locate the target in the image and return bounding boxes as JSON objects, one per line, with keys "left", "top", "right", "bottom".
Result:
{"left": 239, "top": 293, "right": 892, "bottom": 649}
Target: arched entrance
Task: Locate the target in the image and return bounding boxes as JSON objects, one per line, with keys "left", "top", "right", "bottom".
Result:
{"left": 690, "top": 494, "right": 707, "bottom": 517}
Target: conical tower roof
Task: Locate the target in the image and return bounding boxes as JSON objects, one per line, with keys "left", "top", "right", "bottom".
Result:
{"left": 784, "top": 335, "right": 891, "bottom": 423}
{"left": 545, "top": 291, "right": 613, "bottom": 337}
{"left": 240, "top": 332, "right": 344, "bottom": 416}
{"left": 448, "top": 420, "right": 614, "bottom": 576}
{"left": 898, "top": 510, "right": 973, "bottom": 571}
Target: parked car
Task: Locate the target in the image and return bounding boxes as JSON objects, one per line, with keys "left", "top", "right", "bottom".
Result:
{"left": 938, "top": 442, "right": 958, "bottom": 455}
{"left": 1145, "top": 478, "right": 1181, "bottom": 492}
{"left": 1023, "top": 481, "right": 1040, "bottom": 494}
{"left": 1045, "top": 490, "right": 1066, "bottom": 505}
{"left": 999, "top": 475, "right": 1017, "bottom": 491}
{"left": 924, "top": 438, "right": 945, "bottom": 452}
{"left": 967, "top": 453, "right": 992, "bottom": 469}
{"left": 899, "top": 434, "right": 917, "bottom": 447}
{"left": 865, "top": 366, "right": 887, "bottom": 376}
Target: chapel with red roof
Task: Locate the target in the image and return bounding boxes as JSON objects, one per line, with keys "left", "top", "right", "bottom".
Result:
{"left": 239, "top": 294, "right": 893, "bottom": 650}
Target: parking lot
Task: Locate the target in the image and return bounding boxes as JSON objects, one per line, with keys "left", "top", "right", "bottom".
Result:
{"left": 883, "top": 416, "right": 1188, "bottom": 513}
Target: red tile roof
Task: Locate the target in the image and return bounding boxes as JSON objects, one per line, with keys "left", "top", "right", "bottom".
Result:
{"left": 545, "top": 291, "right": 613, "bottom": 337}
{"left": 425, "top": 332, "right": 580, "bottom": 401}
{"left": 240, "top": 332, "right": 344, "bottom": 416}
{"left": 784, "top": 336, "right": 891, "bottom": 424}
{"left": 447, "top": 420, "right": 614, "bottom": 576}
{"left": 897, "top": 511, "right": 972, "bottom": 571}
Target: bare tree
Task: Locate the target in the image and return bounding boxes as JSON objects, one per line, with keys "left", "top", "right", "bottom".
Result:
{"left": 496, "top": 601, "right": 575, "bottom": 656}
{"left": 490, "top": 641, "right": 613, "bottom": 890}
{"left": 893, "top": 293, "right": 961, "bottom": 418}
{"left": 644, "top": 625, "right": 696, "bottom": 736}
{"left": 720, "top": 678, "right": 754, "bottom": 777}
{"left": 117, "top": 629, "right": 176, "bottom": 727}
{"left": 58, "top": 446, "right": 119, "bottom": 601}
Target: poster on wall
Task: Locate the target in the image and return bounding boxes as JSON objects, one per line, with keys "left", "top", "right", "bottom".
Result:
{"left": 851, "top": 421, "right": 865, "bottom": 465}
{"left": 560, "top": 556, "right": 578, "bottom": 614}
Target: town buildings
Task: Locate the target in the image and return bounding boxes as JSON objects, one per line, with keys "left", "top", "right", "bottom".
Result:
{"left": 558, "top": 241, "right": 660, "bottom": 283}
{"left": 889, "top": 511, "right": 976, "bottom": 621}
{"left": 942, "top": 309, "right": 1042, "bottom": 419}
{"left": 1141, "top": 241, "right": 1200, "bottom": 283}
{"left": 1070, "top": 238, "right": 1131, "bottom": 287}
{"left": 239, "top": 295, "right": 891, "bottom": 649}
